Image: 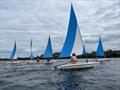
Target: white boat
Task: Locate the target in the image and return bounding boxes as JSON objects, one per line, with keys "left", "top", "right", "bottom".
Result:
{"left": 44, "top": 62, "right": 53, "bottom": 64}
{"left": 96, "top": 58, "right": 110, "bottom": 61}
{"left": 56, "top": 4, "right": 99, "bottom": 70}
{"left": 7, "top": 61, "right": 22, "bottom": 64}
{"left": 26, "top": 60, "right": 40, "bottom": 64}
{"left": 53, "top": 62, "right": 100, "bottom": 70}
{"left": 26, "top": 60, "right": 35, "bottom": 64}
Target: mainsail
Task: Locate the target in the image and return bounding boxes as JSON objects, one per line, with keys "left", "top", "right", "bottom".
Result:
{"left": 60, "top": 4, "right": 83, "bottom": 57}
{"left": 10, "top": 41, "right": 17, "bottom": 60}
{"left": 96, "top": 36, "right": 105, "bottom": 57}
{"left": 43, "top": 36, "right": 53, "bottom": 58}
{"left": 30, "top": 39, "right": 34, "bottom": 59}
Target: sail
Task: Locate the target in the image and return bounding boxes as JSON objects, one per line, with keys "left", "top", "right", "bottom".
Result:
{"left": 82, "top": 45, "right": 87, "bottom": 55}
{"left": 10, "top": 41, "right": 17, "bottom": 59}
{"left": 30, "top": 39, "right": 34, "bottom": 59}
{"left": 43, "top": 36, "right": 53, "bottom": 58}
{"left": 96, "top": 36, "right": 105, "bottom": 57}
{"left": 60, "top": 4, "right": 83, "bottom": 57}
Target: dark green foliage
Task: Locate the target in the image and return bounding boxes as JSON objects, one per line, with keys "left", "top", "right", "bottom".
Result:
{"left": 0, "top": 50, "right": 120, "bottom": 60}
{"left": 53, "top": 52, "right": 60, "bottom": 58}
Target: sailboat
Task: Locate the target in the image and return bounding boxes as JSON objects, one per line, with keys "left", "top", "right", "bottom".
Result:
{"left": 8, "top": 41, "right": 21, "bottom": 64}
{"left": 26, "top": 39, "right": 35, "bottom": 64}
{"left": 43, "top": 36, "right": 53, "bottom": 64}
{"left": 30, "top": 39, "right": 34, "bottom": 59}
{"left": 53, "top": 4, "right": 99, "bottom": 70}
{"left": 10, "top": 41, "right": 17, "bottom": 60}
{"left": 96, "top": 36, "right": 110, "bottom": 61}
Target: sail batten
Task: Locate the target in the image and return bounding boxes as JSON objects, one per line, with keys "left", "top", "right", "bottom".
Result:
{"left": 96, "top": 36, "right": 105, "bottom": 57}
{"left": 43, "top": 36, "right": 53, "bottom": 58}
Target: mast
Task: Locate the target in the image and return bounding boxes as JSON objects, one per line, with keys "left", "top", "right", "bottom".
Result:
{"left": 43, "top": 36, "right": 53, "bottom": 58}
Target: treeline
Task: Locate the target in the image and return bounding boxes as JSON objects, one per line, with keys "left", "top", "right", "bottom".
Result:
{"left": 40, "top": 50, "right": 120, "bottom": 59}
{"left": 0, "top": 50, "right": 120, "bottom": 60}
{"left": 51, "top": 50, "right": 120, "bottom": 59}
{"left": 78, "top": 50, "right": 120, "bottom": 58}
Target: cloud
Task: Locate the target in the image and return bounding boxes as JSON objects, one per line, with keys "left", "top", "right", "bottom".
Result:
{"left": 0, "top": 0, "right": 120, "bottom": 58}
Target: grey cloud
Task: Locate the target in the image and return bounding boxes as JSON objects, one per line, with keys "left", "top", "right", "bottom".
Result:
{"left": 0, "top": 0, "right": 120, "bottom": 58}
{"left": 103, "top": 23, "right": 120, "bottom": 31}
{"left": 94, "top": 2, "right": 120, "bottom": 16}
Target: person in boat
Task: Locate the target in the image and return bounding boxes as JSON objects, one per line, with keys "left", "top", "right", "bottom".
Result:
{"left": 46, "top": 58, "right": 50, "bottom": 64}
{"left": 70, "top": 53, "right": 77, "bottom": 63}
{"left": 36, "top": 56, "right": 40, "bottom": 63}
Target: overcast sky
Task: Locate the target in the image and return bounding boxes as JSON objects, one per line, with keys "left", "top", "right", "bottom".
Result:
{"left": 0, "top": 0, "right": 120, "bottom": 58}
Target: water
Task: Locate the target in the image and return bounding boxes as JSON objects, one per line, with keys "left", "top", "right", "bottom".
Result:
{"left": 0, "top": 58, "right": 120, "bottom": 90}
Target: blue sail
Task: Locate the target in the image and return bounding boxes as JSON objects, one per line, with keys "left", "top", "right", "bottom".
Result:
{"left": 43, "top": 36, "right": 53, "bottom": 58}
{"left": 96, "top": 36, "right": 105, "bottom": 57}
{"left": 82, "top": 45, "right": 87, "bottom": 55}
{"left": 60, "top": 4, "right": 78, "bottom": 57}
{"left": 30, "top": 39, "right": 34, "bottom": 59}
{"left": 10, "top": 41, "right": 17, "bottom": 59}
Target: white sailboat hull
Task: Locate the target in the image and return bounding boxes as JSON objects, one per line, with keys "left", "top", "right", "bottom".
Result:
{"left": 53, "top": 62, "right": 100, "bottom": 70}
{"left": 26, "top": 60, "right": 36, "bottom": 64}
{"left": 7, "top": 61, "right": 22, "bottom": 64}
{"left": 97, "top": 58, "right": 110, "bottom": 61}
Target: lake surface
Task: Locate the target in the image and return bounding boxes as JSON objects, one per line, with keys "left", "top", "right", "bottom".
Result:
{"left": 0, "top": 58, "right": 120, "bottom": 90}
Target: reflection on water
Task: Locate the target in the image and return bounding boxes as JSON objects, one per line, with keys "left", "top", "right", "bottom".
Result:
{"left": 58, "top": 71, "right": 79, "bottom": 90}
{"left": 0, "top": 58, "right": 120, "bottom": 90}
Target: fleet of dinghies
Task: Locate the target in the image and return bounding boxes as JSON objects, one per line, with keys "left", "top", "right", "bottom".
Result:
{"left": 8, "top": 4, "right": 110, "bottom": 70}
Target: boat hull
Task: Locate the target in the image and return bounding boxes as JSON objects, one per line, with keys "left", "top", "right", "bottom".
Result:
{"left": 97, "top": 58, "right": 110, "bottom": 61}
{"left": 53, "top": 62, "right": 100, "bottom": 70}
{"left": 7, "top": 61, "right": 22, "bottom": 64}
{"left": 26, "top": 61, "right": 36, "bottom": 64}
{"left": 44, "top": 62, "right": 53, "bottom": 64}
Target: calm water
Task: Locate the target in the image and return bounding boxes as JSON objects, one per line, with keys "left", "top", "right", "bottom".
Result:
{"left": 0, "top": 58, "right": 120, "bottom": 90}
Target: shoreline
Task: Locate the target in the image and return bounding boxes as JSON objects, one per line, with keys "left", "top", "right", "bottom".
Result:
{"left": 0, "top": 57, "right": 120, "bottom": 61}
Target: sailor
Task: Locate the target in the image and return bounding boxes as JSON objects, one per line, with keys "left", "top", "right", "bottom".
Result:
{"left": 70, "top": 53, "right": 77, "bottom": 63}
{"left": 36, "top": 56, "right": 40, "bottom": 63}
{"left": 46, "top": 59, "right": 50, "bottom": 64}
